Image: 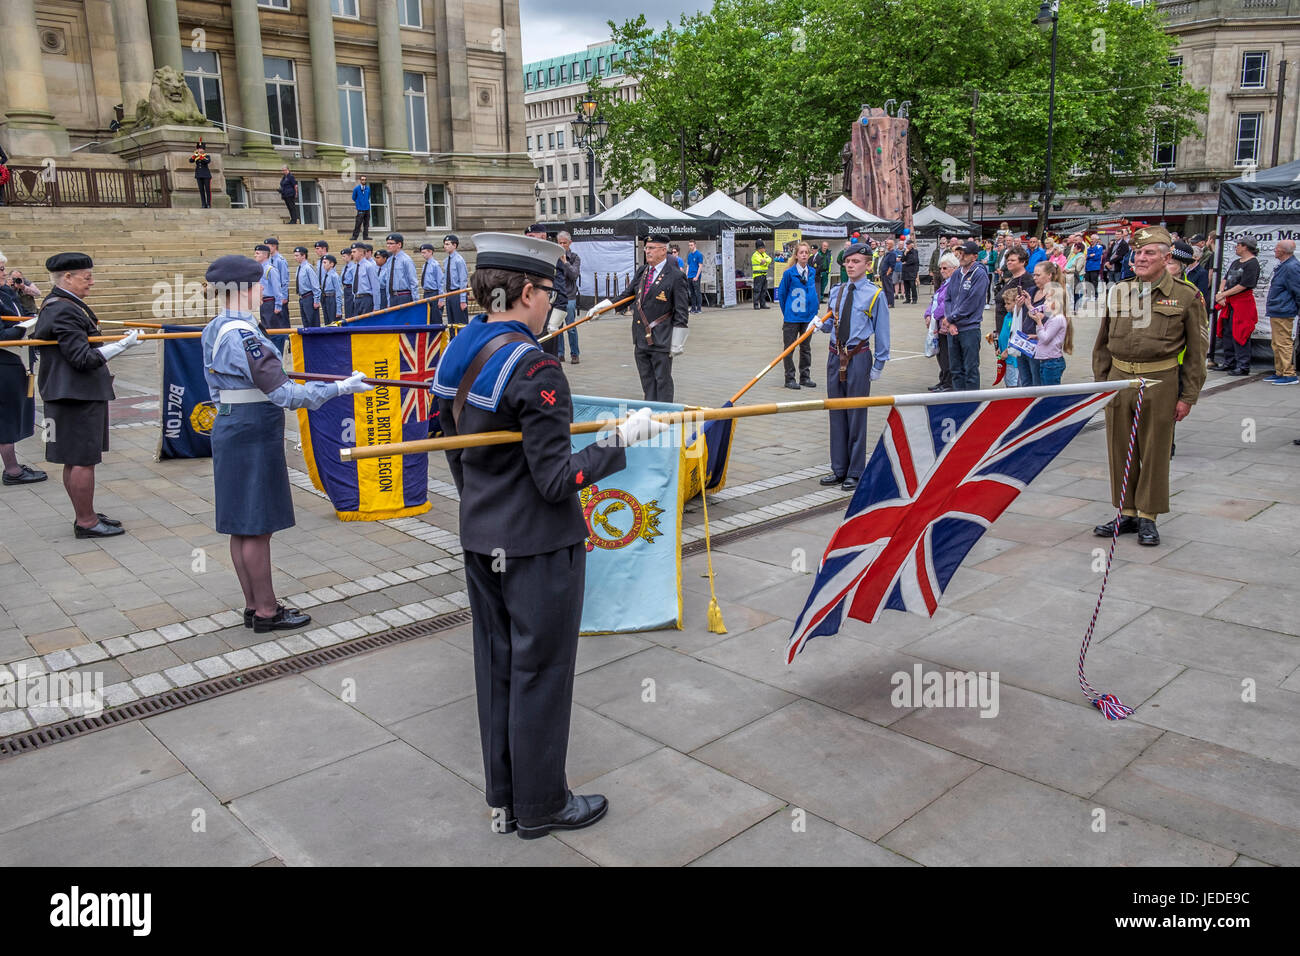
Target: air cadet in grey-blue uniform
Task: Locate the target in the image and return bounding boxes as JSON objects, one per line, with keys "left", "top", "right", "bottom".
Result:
{"left": 341, "top": 244, "right": 357, "bottom": 318}
{"left": 384, "top": 232, "right": 418, "bottom": 306}
{"left": 253, "top": 243, "right": 284, "bottom": 330}
{"left": 265, "top": 237, "right": 290, "bottom": 297}
{"left": 354, "top": 243, "right": 380, "bottom": 315}
{"left": 419, "top": 242, "right": 444, "bottom": 323}
{"left": 433, "top": 233, "right": 669, "bottom": 839}
{"left": 811, "top": 242, "right": 890, "bottom": 490}
{"left": 293, "top": 246, "right": 321, "bottom": 327}
{"left": 444, "top": 234, "right": 469, "bottom": 324}
{"left": 201, "top": 255, "right": 374, "bottom": 632}
{"left": 320, "top": 255, "right": 343, "bottom": 325}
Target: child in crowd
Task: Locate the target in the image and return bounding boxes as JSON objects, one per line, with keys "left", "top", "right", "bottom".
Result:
{"left": 1029, "top": 281, "right": 1072, "bottom": 384}
{"left": 996, "top": 288, "right": 1023, "bottom": 387}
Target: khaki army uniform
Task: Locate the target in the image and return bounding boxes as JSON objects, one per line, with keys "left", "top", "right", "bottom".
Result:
{"left": 1092, "top": 267, "right": 1208, "bottom": 516}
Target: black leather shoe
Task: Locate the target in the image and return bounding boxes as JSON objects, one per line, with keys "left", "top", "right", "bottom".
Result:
{"left": 1228, "top": 368, "right": 1250, "bottom": 376}
{"left": 1210, "top": 363, "right": 1231, "bottom": 371}
{"left": 800, "top": 379, "right": 817, "bottom": 388}
{"left": 96, "top": 513, "right": 121, "bottom": 527}
{"left": 785, "top": 381, "right": 801, "bottom": 390}
{"left": 819, "top": 473, "right": 846, "bottom": 486}
{"left": 927, "top": 383, "right": 944, "bottom": 392}
{"left": 1293, "top": 438, "right": 1300, "bottom": 445}
{"left": 1094, "top": 515, "right": 1139, "bottom": 537}
{"left": 842, "top": 477, "right": 859, "bottom": 491}
{"left": 74, "top": 519, "right": 124, "bottom": 538}
{"left": 517, "top": 792, "right": 608, "bottom": 840}
{"left": 1137, "top": 518, "right": 1160, "bottom": 546}
{"left": 2, "top": 464, "right": 47, "bottom": 485}
{"left": 244, "top": 608, "right": 255, "bottom": 628}
{"left": 252, "top": 605, "right": 311, "bottom": 633}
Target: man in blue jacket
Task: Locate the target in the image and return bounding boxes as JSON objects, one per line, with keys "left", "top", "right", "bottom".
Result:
{"left": 776, "top": 241, "right": 819, "bottom": 389}
{"left": 1265, "top": 238, "right": 1300, "bottom": 385}
{"left": 941, "top": 240, "right": 990, "bottom": 391}
{"left": 1085, "top": 235, "right": 1107, "bottom": 298}
{"left": 686, "top": 239, "right": 704, "bottom": 313}
{"left": 350, "top": 175, "right": 371, "bottom": 241}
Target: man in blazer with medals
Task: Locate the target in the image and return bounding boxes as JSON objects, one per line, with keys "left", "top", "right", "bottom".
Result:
{"left": 614, "top": 233, "right": 689, "bottom": 402}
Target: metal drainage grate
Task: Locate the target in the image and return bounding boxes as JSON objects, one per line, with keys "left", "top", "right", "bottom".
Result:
{"left": 0, "top": 609, "right": 473, "bottom": 760}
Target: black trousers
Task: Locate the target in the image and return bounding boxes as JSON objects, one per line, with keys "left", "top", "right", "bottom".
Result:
{"left": 354, "top": 293, "right": 374, "bottom": 316}
{"left": 446, "top": 291, "right": 468, "bottom": 325}
{"left": 903, "top": 278, "right": 917, "bottom": 303}
{"left": 196, "top": 178, "right": 212, "bottom": 208}
{"left": 282, "top": 194, "right": 299, "bottom": 224}
{"left": 782, "top": 322, "right": 812, "bottom": 383}
{"left": 421, "top": 290, "right": 444, "bottom": 323}
{"left": 464, "top": 544, "right": 585, "bottom": 818}
{"left": 689, "top": 277, "right": 702, "bottom": 311}
{"left": 936, "top": 332, "right": 953, "bottom": 388}
{"left": 351, "top": 210, "right": 371, "bottom": 240}
{"left": 826, "top": 347, "right": 871, "bottom": 480}
{"left": 343, "top": 286, "right": 354, "bottom": 318}
{"left": 752, "top": 274, "right": 769, "bottom": 308}
{"left": 299, "top": 294, "right": 319, "bottom": 328}
{"left": 880, "top": 282, "right": 895, "bottom": 308}
{"left": 320, "top": 293, "right": 337, "bottom": 325}
{"left": 635, "top": 347, "right": 673, "bottom": 403}
{"left": 259, "top": 298, "right": 278, "bottom": 330}
{"left": 390, "top": 290, "right": 413, "bottom": 307}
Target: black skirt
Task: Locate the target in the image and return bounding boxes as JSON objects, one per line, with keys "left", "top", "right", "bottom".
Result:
{"left": 0, "top": 362, "right": 35, "bottom": 444}
{"left": 211, "top": 401, "right": 295, "bottom": 535}
{"left": 43, "top": 398, "right": 108, "bottom": 465}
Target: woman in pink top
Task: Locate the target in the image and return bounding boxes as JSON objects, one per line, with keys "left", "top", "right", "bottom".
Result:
{"left": 1028, "top": 279, "right": 1071, "bottom": 384}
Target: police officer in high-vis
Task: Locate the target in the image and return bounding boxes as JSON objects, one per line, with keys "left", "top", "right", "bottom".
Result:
{"left": 611, "top": 233, "right": 689, "bottom": 402}
{"left": 1093, "top": 225, "right": 1207, "bottom": 546}
{"left": 202, "top": 255, "right": 373, "bottom": 631}
{"left": 432, "top": 233, "right": 667, "bottom": 839}
{"left": 811, "top": 242, "right": 890, "bottom": 491}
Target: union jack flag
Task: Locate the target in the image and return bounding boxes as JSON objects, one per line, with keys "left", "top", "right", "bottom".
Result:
{"left": 787, "top": 389, "right": 1120, "bottom": 663}
{"left": 397, "top": 330, "right": 444, "bottom": 423}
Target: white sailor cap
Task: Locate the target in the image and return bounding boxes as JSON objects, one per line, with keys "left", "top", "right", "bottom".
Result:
{"left": 472, "top": 232, "right": 562, "bottom": 279}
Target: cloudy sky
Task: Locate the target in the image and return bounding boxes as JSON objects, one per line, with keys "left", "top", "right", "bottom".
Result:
{"left": 517, "top": 0, "right": 711, "bottom": 63}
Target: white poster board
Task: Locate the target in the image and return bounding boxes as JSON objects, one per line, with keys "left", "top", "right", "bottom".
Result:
{"left": 1221, "top": 223, "right": 1300, "bottom": 337}
{"left": 916, "top": 237, "right": 939, "bottom": 278}
{"left": 721, "top": 230, "right": 737, "bottom": 308}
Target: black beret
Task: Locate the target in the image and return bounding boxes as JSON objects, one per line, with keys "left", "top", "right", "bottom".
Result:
{"left": 386, "top": 232, "right": 404, "bottom": 244}
{"left": 314, "top": 240, "right": 329, "bottom": 249}
{"left": 645, "top": 233, "right": 670, "bottom": 245}
{"left": 254, "top": 243, "right": 271, "bottom": 252}
{"left": 358, "top": 242, "right": 373, "bottom": 252}
{"left": 374, "top": 249, "right": 389, "bottom": 259}
{"left": 525, "top": 223, "right": 545, "bottom": 234}
{"left": 205, "top": 254, "right": 263, "bottom": 285}
{"left": 841, "top": 243, "right": 869, "bottom": 260}
{"left": 264, "top": 236, "right": 279, "bottom": 245}
{"left": 1190, "top": 233, "right": 1206, "bottom": 243}
{"left": 323, "top": 255, "right": 337, "bottom": 265}
{"left": 293, "top": 246, "right": 309, "bottom": 255}
{"left": 444, "top": 234, "right": 459, "bottom": 245}
{"left": 44, "top": 252, "right": 93, "bottom": 272}
{"left": 419, "top": 243, "right": 436, "bottom": 252}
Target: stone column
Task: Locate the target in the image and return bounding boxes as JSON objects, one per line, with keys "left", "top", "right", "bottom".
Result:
{"left": 111, "top": 0, "right": 157, "bottom": 122}
{"left": 230, "top": 0, "right": 275, "bottom": 155}
{"left": 436, "top": 0, "right": 471, "bottom": 153}
{"left": 0, "top": 0, "right": 71, "bottom": 156}
{"left": 146, "top": 0, "right": 184, "bottom": 75}
{"left": 375, "top": 0, "right": 409, "bottom": 155}
{"left": 307, "top": 0, "right": 345, "bottom": 160}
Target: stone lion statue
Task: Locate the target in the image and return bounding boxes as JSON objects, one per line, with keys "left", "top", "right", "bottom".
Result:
{"left": 132, "top": 65, "right": 209, "bottom": 130}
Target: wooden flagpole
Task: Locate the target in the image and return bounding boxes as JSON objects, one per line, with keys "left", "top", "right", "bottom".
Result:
{"left": 726, "top": 312, "right": 829, "bottom": 405}
{"left": 286, "top": 370, "right": 432, "bottom": 389}
{"left": 339, "top": 379, "right": 1148, "bottom": 461}
{"left": 538, "top": 295, "right": 633, "bottom": 344}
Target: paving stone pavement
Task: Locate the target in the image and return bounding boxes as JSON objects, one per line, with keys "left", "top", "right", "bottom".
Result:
{"left": 1, "top": 298, "right": 1297, "bottom": 865}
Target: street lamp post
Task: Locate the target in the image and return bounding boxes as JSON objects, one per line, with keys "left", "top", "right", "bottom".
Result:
{"left": 571, "top": 96, "right": 608, "bottom": 217}
{"left": 1152, "top": 178, "right": 1176, "bottom": 226}
{"left": 1034, "top": 0, "right": 1060, "bottom": 240}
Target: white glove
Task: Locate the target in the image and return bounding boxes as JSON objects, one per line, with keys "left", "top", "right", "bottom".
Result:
{"left": 97, "top": 328, "right": 141, "bottom": 361}
{"left": 807, "top": 317, "right": 826, "bottom": 333}
{"left": 617, "top": 407, "right": 669, "bottom": 446}
{"left": 586, "top": 298, "right": 613, "bottom": 320}
{"left": 870, "top": 366, "right": 883, "bottom": 382}
{"left": 337, "top": 370, "right": 375, "bottom": 395}
{"left": 670, "top": 327, "right": 689, "bottom": 356}
{"left": 547, "top": 308, "right": 566, "bottom": 333}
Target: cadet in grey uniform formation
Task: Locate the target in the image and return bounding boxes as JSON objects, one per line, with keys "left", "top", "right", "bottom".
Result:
{"left": 432, "top": 232, "right": 668, "bottom": 839}
{"left": 201, "top": 255, "right": 373, "bottom": 632}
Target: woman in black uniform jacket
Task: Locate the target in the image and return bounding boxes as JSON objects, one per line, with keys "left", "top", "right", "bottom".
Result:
{"left": 0, "top": 261, "right": 46, "bottom": 485}
{"left": 189, "top": 141, "right": 213, "bottom": 209}
{"left": 431, "top": 233, "right": 667, "bottom": 839}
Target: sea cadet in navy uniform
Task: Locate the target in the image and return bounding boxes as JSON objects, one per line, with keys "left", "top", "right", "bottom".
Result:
{"left": 341, "top": 244, "right": 357, "bottom": 318}
{"left": 253, "top": 244, "right": 284, "bottom": 330}
{"left": 611, "top": 233, "right": 689, "bottom": 402}
{"left": 201, "top": 255, "right": 374, "bottom": 631}
{"left": 443, "top": 234, "right": 469, "bottom": 325}
{"left": 419, "top": 242, "right": 444, "bottom": 323}
{"left": 319, "top": 255, "right": 343, "bottom": 325}
{"left": 432, "top": 233, "right": 667, "bottom": 839}
{"left": 293, "top": 246, "right": 320, "bottom": 327}
{"left": 811, "top": 242, "right": 891, "bottom": 490}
